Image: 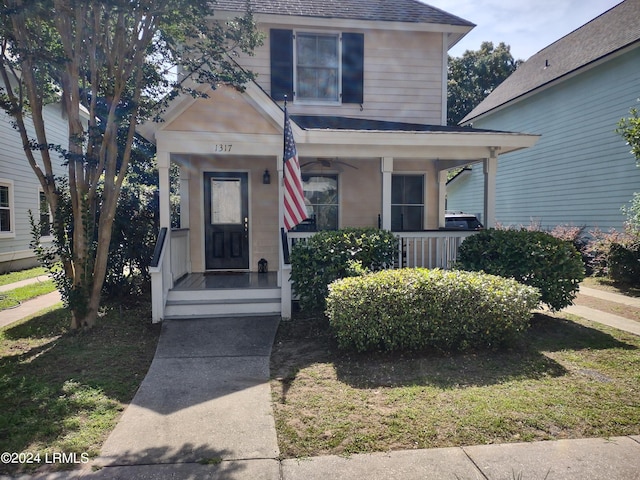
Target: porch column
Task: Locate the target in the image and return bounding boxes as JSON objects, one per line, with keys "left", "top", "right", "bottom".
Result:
{"left": 179, "top": 166, "right": 190, "bottom": 229}
{"left": 158, "top": 151, "right": 171, "bottom": 229}
{"left": 277, "top": 154, "right": 292, "bottom": 319}
{"left": 483, "top": 148, "right": 498, "bottom": 228}
{"left": 381, "top": 157, "right": 393, "bottom": 230}
{"left": 438, "top": 170, "right": 448, "bottom": 228}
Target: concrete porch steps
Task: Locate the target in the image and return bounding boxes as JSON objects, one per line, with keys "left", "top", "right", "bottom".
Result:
{"left": 164, "top": 286, "right": 281, "bottom": 319}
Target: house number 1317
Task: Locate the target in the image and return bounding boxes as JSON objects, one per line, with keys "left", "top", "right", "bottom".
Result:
{"left": 213, "top": 144, "right": 232, "bottom": 152}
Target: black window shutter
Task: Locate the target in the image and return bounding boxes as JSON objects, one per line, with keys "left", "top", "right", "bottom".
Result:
{"left": 270, "top": 29, "right": 294, "bottom": 102}
{"left": 342, "top": 33, "right": 364, "bottom": 104}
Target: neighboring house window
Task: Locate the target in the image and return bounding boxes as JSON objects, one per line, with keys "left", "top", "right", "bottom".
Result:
{"left": 270, "top": 29, "right": 364, "bottom": 104}
{"left": 0, "top": 181, "right": 14, "bottom": 235}
{"left": 391, "top": 174, "right": 424, "bottom": 231}
{"left": 39, "top": 191, "right": 52, "bottom": 237}
{"left": 302, "top": 174, "right": 338, "bottom": 230}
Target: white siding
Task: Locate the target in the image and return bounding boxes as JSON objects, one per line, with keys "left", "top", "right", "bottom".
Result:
{"left": 237, "top": 25, "right": 444, "bottom": 125}
{"left": 447, "top": 47, "right": 640, "bottom": 232}
{"left": 0, "top": 95, "right": 68, "bottom": 269}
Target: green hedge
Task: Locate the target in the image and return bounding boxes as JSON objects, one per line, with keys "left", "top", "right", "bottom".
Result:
{"left": 326, "top": 268, "right": 540, "bottom": 353}
{"left": 456, "top": 229, "right": 585, "bottom": 311}
{"left": 608, "top": 242, "right": 640, "bottom": 285}
{"left": 290, "top": 228, "right": 397, "bottom": 311}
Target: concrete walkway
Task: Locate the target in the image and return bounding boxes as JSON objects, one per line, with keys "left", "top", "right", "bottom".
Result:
{"left": 0, "top": 274, "right": 61, "bottom": 328}
{"left": 2, "top": 283, "right": 640, "bottom": 479}
{"left": 564, "top": 286, "right": 640, "bottom": 336}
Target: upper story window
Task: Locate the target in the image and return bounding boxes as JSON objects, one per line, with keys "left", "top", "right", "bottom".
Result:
{"left": 296, "top": 33, "right": 340, "bottom": 103}
{"left": 0, "top": 181, "right": 14, "bottom": 236}
{"left": 271, "top": 29, "right": 364, "bottom": 105}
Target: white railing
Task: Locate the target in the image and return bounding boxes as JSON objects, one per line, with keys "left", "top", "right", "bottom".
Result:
{"left": 396, "top": 230, "right": 477, "bottom": 269}
{"left": 150, "top": 228, "right": 170, "bottom": 323}
{"left": 287, "top": 230, "right": 477, "bottom": 270}
{"left": 170, "top": 228, "right": 190, "bottom": 282}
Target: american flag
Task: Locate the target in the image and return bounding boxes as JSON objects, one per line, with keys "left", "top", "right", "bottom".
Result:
{"left": 283, "top": 108, "right": 308, "bottom": 230}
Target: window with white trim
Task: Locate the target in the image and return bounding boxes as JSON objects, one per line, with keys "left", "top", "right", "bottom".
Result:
{"left": 0, "top": 181, "right": 13, "bottom": 235}
{"left": 295, "top": 32, "right": 340, "bottom": 103}
{"left": 270, "top": 29, "right": 364, "bottom": 105}
{"left": 39, "top": 190, "right": 52, "bottom": 237}
{"left": 302, "top": 174, "right": 338, "bottom": 230}
{"left": 391, "top": 174, "right": 424, "bottom": 231}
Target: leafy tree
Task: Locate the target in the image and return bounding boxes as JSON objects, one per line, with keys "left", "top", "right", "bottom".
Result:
{"left": 0, "top": 0, "right": 262, "bottom": 328}
{"left": 447, "top": 41, "right": 522, "bottom": 125}
{"left": 617, "top": 104, "right": 640, "bottom": 231}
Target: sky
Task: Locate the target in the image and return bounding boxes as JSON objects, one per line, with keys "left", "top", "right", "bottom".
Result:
{"left": 423, "top": 0, "right": 623, "bottom": 60}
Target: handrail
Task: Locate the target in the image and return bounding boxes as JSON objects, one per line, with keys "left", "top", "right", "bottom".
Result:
{"left": 150, "top": 227, "right": 168, "bottom": 268}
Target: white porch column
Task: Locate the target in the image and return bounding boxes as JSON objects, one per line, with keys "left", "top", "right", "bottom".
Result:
{"left": 381, "top": 157, "right": 393, "bottom": 230}
{"left": 483, "top": 149, "right": 499, "bottom": 228}
{"left": 158, "top": 151, "right": 171, "bottom": 229}
{"left": 179, "top": 166, "right": 190, "bottom": 229}
{"left": 277, "top": 154, "right": 292, "bottom": 319}
{"left": 438, "top": 170, "right": 448, "bottom": 228}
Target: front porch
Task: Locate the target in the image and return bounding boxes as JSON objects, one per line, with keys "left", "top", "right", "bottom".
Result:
{"left": 149, "top": 229, "right": 478, "bottom": 322}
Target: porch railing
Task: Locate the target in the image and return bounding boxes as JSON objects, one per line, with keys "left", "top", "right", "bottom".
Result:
{"left": 396, "top": 230, "right": 477, "bottom": 269}
{"left": 287, "top": 230, "right": 477, "bottom": 270}
{"left": 150, "top": 228, "right": 171, "bottom": 323}
{"left": 150, "top": 228, "right": 191, "bottom": 323}
{"left": 170, "top": 228, "right": 190, "bottom": 282}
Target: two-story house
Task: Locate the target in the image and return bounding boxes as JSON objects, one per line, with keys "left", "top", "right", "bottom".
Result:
{"left": 140, "top": 0, "right": 539, "bottom": 322}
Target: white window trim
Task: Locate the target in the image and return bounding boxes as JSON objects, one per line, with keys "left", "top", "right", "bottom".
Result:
{"left": 293, "top": 30, "right": 342, "bottom": 106}
{"left": 0, "top": 179, "right": 16, "bottom": 238}
{"left": 391, "top": 173, "right": 427, "bottom": 231}
{"left": 38, "top": 189, "right": 54, "bottom": 241}
{"left": 301, "top": 171, "right": 340, "bottom": 230}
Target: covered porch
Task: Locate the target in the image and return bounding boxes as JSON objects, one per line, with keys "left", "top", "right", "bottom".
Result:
{"left": 142, "top": 83, "right": 539, "bottom": 322}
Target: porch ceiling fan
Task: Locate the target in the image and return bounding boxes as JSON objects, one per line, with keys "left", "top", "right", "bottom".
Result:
{"left": 300, "top": 158, "right": 358, "bottom": 171}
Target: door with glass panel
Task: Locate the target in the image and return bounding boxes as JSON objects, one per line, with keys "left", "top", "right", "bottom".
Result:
{"left": 204, "top": 172, "right": 249, "bottom": 270}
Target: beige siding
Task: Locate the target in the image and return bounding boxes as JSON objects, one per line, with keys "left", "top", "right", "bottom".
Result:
{"left": 237, "top": 26, "right": 444, "bottom": 124}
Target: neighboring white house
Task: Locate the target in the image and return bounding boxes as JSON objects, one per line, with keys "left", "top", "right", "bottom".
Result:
{"left": 447, "top": 0, "right": 640, "bottom": 232}
{"left": 140, "top": 0, "right": 540, "bottom": 321}
{"left": 0, "top": 79, "right": 69, "bottom": 273}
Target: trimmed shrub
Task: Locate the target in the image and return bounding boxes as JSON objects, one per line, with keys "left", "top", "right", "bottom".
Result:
{"left": 290, "top": 228, "right": 398, "bottom": 311}
{"left": 456, "top": 229, "right": 585, "bottom": 311}
{"left": 326, "top": 268, "right": 540, "bottom": 353}
{"left": 608, "top": 242, "right": 640, "bottom": 285}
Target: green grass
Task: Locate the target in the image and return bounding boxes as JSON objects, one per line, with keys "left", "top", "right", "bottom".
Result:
{"left": 270, "top": 313, "right": 640, "bottom": 458}
{"left": 0, "top": 297, "right": 160, "bottom": 475}
{"left": 0, "top": 280, "right": 57, "bottom": 311}
{"left": 0, "top": 267, "right": 48, "bottom": 287}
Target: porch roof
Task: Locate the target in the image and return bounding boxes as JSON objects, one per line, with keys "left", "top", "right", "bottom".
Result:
{"left": 291, "top": 115, "right": 513, "bottom": 134}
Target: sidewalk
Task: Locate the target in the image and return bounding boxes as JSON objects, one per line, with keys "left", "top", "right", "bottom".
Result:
{"left": 0, "top": 276, "right": 61, "bottom": 329}
{"left": 2, "top": 283, "right": 640, "bottom": 479}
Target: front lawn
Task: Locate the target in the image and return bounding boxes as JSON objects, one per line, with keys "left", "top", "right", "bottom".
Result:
{"left": 270, "top": 312, "right": 640, "bottom": 458}
{"left": 0, "top": 299, "right": 160, "bottom": 474}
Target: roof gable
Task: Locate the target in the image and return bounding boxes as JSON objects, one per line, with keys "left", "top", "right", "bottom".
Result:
{"left": 214, "top": 0, "right": 473, "bottom": 26}
{"left": 461, "top": 0, "right": 640, "bottom": 124}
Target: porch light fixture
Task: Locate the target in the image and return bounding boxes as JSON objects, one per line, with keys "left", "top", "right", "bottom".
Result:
{"left": 263, "top": 169, "right": 271, "bottom": 184}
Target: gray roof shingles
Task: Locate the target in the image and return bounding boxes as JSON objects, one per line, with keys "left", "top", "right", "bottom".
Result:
{"left": 461, "top": 0, "right": 640, "bottom": 124}
{"left": 214, "top": 0, "right": 474, "bottom": 26}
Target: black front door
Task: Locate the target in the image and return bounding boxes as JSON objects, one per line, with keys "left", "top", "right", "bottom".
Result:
{"left": 204, "top": 172, "right": 249, "bottom": 270}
